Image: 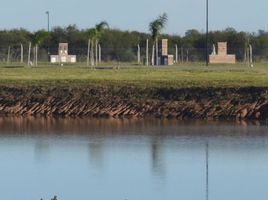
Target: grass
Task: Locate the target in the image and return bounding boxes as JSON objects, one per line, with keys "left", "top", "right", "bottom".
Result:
{"left": 1, "top": 62, "right": 268, "bottom": 88}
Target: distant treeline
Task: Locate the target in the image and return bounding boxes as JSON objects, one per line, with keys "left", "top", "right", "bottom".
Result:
{"left": 0, "top": 25, "right": 268, "bottom": 62}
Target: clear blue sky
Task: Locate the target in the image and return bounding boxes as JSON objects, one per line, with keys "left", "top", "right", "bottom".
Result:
{"left": 1, "top": 0, "right": 267, "bottom": 35}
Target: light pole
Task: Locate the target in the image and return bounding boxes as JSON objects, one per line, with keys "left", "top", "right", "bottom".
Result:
{"left": 206, "top": 0, "right": 209, "bottom": 66}
{"left": 45, "top": 11, "right": 50, "bottom": 55}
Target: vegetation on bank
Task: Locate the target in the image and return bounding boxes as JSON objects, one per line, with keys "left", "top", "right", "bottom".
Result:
{"left": 1, "top": 63, "right": 268, "bottom": 88}
{"left": 1, "top": 25, "right": 268, "bottom": 62}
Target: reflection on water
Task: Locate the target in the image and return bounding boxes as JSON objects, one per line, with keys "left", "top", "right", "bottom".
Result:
{"left": 151, "top": 138, "right": 165, "bottom": 178}
{"left": 0, "top": 116, "right": 265, "bottom": 136}
{"left": 0, "top": 117, "right": 268, "bottom": 200}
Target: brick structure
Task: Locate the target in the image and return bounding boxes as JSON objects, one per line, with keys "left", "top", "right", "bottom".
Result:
{"left": 209, "top": 42, "right": 236, "bottom": 64}
{"left": 157, "top": 39, "right": 174, "bottom": 65}
{"left": 159, "top": 39, "right": 168, "bottom": 56}
{"left": 50, "top": 43, "right": 76, "bottom": 63}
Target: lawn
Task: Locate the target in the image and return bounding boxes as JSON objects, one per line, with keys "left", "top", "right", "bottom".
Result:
{"left": 1, "top": 62, "right": 268, "bottom": 88}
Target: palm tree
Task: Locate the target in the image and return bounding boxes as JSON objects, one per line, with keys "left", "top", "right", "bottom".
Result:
{"left": 95, "top": 21, "right": 109, "bottom": 64}
{"left": 87, "top": 21, "right": 109, "bottom": 67}
{"left": 33, "top": 30, "right": 49, "bottom": 66}
{"left": 87, "top": 28, "right": 97, "bottom": 67}
{"left": 149, "top": 13, "right": 168, "bottom": 66}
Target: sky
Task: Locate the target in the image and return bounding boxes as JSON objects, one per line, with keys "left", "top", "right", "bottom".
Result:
{"left": 0, "top": 0, "right": 267, "bottom": 35}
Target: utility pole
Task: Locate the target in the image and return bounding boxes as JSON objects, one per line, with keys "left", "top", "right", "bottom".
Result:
{"left": 206, "top": 0, "right": 209, "bottom": 66}
{"left": 45, "top": 11, "right": 50, "bottom": 55}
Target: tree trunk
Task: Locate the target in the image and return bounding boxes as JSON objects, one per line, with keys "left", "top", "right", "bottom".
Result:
{"left": 95, "top": 42, "right": 98, "bottom": 66}
{"left": 247, "top": 47, "right": 250, "bottom": 67}
{"left": 28, "top": 42, "right": 31, "bottom": 66}
{"left": 249, "top": 44, "right": 253, "bottom": 67}
{"left": 244, "top": 47, "right": 247, "bottom": 64}
{"left": 35, "top": 46, "right": 38, "bottom": 66}
{"left": 155, "top": 39, "right": 158, "bottom": 66}
{"left": 151, "top": 44, "right": 155, "bottom": 66}
{"left": 175, "top": 44, "right": 178, "bottom": 63}
{"left": 137, "top": 44, "right": 140, "bottom": 64}
{"left": 99, "top": 44, "right": 101, "bottom": 63}
{"left": 21, "top": 44, "right": 24, "bottom": 63}
{"left": 91, "top": 41, "right": 94, "bottom": 68}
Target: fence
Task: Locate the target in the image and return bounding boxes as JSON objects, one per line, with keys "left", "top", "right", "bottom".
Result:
{"left": 0, "top": 45, "right": 267, "bottom": 66}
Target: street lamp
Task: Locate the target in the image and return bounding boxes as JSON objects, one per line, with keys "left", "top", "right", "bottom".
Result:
{"left": 206, "top": 0, "right": 209, "bottom": 66}
{"left": 45, "top": 11, "right": 50, "bottom": 32}
{"left": 45, "top": 11, "right": 50, "bottom": 55}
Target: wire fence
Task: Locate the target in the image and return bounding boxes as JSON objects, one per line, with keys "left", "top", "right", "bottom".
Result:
{"left": 0, "top": 45, "right": 267, "bottom": 66}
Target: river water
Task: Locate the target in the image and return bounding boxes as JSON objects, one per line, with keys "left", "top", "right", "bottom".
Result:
{"left": 0, "top": 117, "right": 268, "bottom": 200}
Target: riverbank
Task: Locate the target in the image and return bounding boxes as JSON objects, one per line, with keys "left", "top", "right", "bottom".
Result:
{"left": 0, "top": 85, "right": 268, "bottom": 120}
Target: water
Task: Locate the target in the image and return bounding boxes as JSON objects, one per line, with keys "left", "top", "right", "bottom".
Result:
{"left": 0, "top": 117, "right": 268, "bottom": 200}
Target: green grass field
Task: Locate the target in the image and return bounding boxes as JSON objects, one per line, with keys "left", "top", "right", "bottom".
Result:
{"left": 1, "top": 62, "right": 268, "bottom": 88}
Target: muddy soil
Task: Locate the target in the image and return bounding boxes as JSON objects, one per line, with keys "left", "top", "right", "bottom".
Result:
{"left": 0, "top": 85, "right": 268, "bottom": 120}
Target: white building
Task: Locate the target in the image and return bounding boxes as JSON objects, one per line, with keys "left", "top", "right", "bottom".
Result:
{"left": 50, "top": 43, "right": 76, "bottom": 63}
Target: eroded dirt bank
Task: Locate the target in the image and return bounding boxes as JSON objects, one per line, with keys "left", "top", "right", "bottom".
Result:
{"left": 0, "top": 85, "right": 268, "bottom": 120}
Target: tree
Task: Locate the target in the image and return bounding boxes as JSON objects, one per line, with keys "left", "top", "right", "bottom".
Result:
{"left": 95, "top": 21, "right": 109, "bottom": 64}
{"left": 87, "top": 21, "right": 109, "bottom": 67}
{"left": 87, "top": 28, "right": 97, "bottom": 67}
{"left": 33, "top": 30, "right": 49, "bottom": 66}
{"left": 149, "top": 13, "right": 168, "bottom": 65}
